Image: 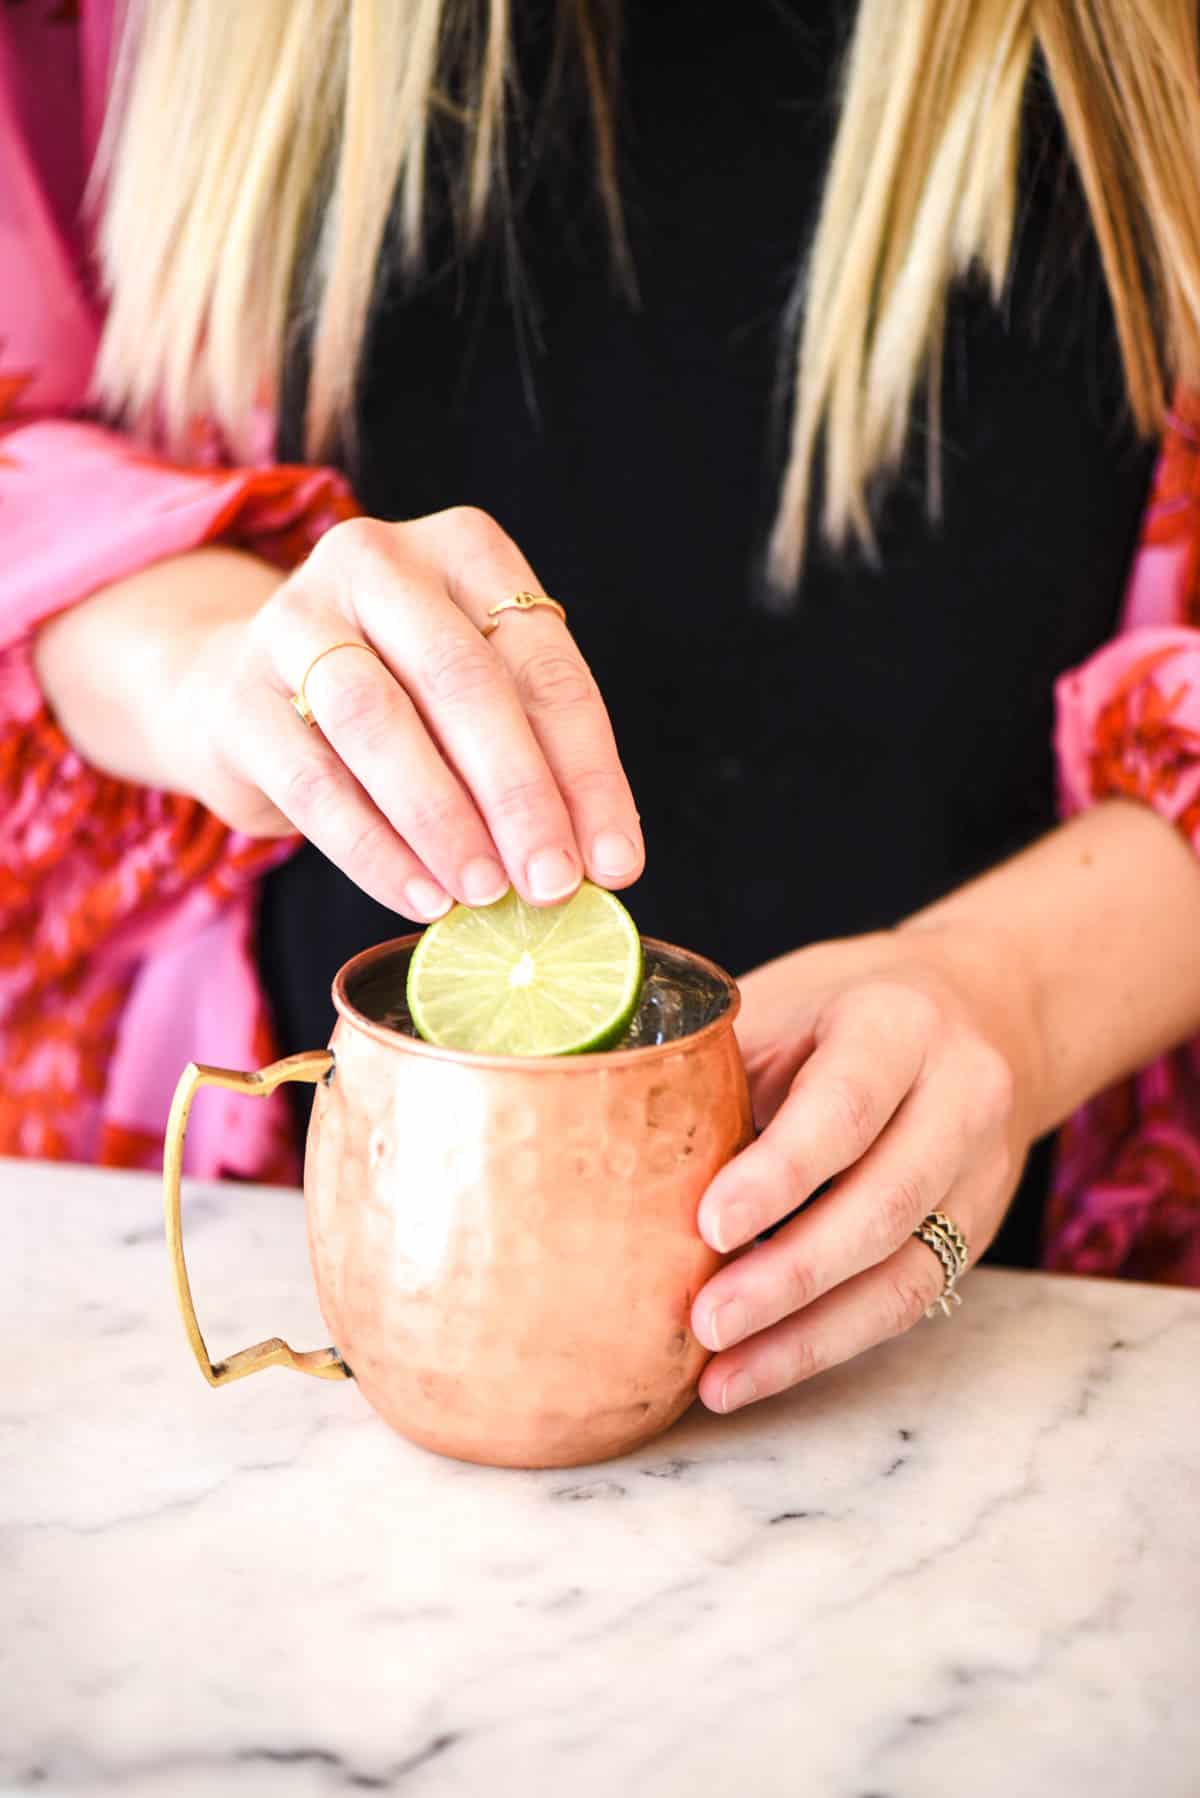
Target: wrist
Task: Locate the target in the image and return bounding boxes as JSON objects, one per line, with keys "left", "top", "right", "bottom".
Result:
{"left": 31, "top": 546, "right": 283, "bottom": 793}
{"left": 146, "top": 552, "right": 284, "bottom": 794}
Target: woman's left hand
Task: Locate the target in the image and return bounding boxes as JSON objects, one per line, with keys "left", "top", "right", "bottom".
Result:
{"left": 691, "top": 921, "right": 1047, "bottom": 1413}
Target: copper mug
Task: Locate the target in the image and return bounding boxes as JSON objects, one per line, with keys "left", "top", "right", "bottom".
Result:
{"left": 163, "top": 935, "right": 752, "bottom": 1469}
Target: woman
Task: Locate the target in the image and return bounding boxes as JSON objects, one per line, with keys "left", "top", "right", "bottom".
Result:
{"left": 4, "top": 1, "right": 1200, "bottom": 1419}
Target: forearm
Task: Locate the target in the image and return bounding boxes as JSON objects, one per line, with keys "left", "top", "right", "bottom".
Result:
{"left": 31, "top": 545, "right": 283, "bottom": 789}
{"left": 901, "top": 800, "right": 1200, "bottom": 1137}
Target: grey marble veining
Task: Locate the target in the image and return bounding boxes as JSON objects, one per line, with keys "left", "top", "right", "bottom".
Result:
{"left": 3, "top": 1156, "right": 1198, "bottom": 1797}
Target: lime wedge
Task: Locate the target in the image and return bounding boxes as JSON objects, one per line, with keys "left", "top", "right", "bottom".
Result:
{"left": 406, "top": 882, "right": 644, "bottom": 1057}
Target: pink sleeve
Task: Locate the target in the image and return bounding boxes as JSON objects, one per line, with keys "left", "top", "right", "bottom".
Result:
{"left": 1045, "top": 397, "right": 1200, "bottom": 1287}
{"left": 0, "top": 428, "right": 359, "bottom": 1171}
{"left": 0, "top": 11, "right": 354, "bottom": 884}
{"left": 0, "top": 7, "right": 364, "bottom": 1173}
{"left": 1, "top": 419, "right": 354, "bottom": 644}
{"left": 0, "top": 419, "right": 357, "bottom": 890}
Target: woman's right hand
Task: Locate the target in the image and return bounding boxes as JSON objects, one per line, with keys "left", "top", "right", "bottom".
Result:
{"left": 158, "top": 509, "right": 643, "bottom": 919}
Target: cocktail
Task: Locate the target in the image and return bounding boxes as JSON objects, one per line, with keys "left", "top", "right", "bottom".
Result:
{"left": 164, "top": 890, "right": 752, "bottom": 1468}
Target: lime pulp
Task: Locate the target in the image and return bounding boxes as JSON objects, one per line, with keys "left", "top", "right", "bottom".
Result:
{"left": 405, "top": 881, "right": 644, "bottom": 1057}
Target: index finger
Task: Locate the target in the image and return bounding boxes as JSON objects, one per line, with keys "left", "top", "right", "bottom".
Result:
{"left": 697, "top": 993, "right": 927, "bottom": 1253}
{"left": 316, "top": 516, "right": 582, "bottom": 906}
{"left": 413, "top": 508, "right": 645, "bottom": 890}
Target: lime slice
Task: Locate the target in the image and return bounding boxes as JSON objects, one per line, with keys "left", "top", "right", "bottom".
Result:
{"left": 406, "top": 882, "right": 644, "bottom": 1056}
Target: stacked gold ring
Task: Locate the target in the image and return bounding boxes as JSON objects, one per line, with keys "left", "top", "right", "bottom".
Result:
{"left": 913, "top": 1210, "right": 969, "bottom": 1319}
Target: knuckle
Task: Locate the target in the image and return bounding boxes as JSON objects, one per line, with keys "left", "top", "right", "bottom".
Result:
{"left": 559, "top": 763, "right": 628, "bottom": 806}
{"left": 491, "top": 773, "right": 557, "bottom": 826}
{"left": 344, "top": 815, "right": 395, "bottom": 883}
{"left": 321, "top": 676, "right": 390, "bottom": 741}
{"left": 422, "top": 631, "right": 501, "bottom": 705}
{"left": 405, "top": 785, "right": 471, "bottom": 845}
{"left": 969, "top": 1043, "right": 1017, "bottom": 1125}
{"left": 825, "top": 1073, "right": 879, "bottom": 1157}
{"left": 759, "top": 1135, "right": 809, "bottom": 1209}
{"left": 856, "top": 978, "right": 942, "bottom": 1049}
{"left": 434, "top": 504, "right": 510, "bottom": 567}
{"left": 251, "top": 583, "right": 332, "bottom": 676}
{"left": 784, "top": 1333, "right": 825, "bottom": 1386}
{"left": 882, "top": 1270, "right": 931, "bottom": 1337}
{"left": 282, "top": 758, "right": 341, "bottom": 820}
{"left": 871, "top": 1172, "right": 927, "bottom": 1257}
{"left": 322, "top": 514, "right": 395, "bottom": 566}
{"left": 897, "top": 982, "right": 941, "bottom": 1039}
{"left": 515, "top": 652, "right": 596, "bottom": 714}
{"left": 441, "top": 502, "right": 504, "bottom": 540}
{"left": 781, "top": 1251, "right": 819, "bottom": 1313}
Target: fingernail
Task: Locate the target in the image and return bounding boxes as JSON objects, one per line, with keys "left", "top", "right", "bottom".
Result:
{"left": 527, "top": 847, "right": 579, "bottom": 904}
{"left": 713, "top": 1199, "right": 750, "bottom": 1253}
{"left": 406, "top": 878, "right": 453, "bottom": 921}
{"left": 590, "top": 829, "right": 640, "bottom": 881}
{"left": 720, "top": 1371, "right": 758, "bottom": 1413}
{"left": 708, "top": 1298, "right": 748, "bottom": 1351}
{"left": 462, "top": 856, "right": 509, "bottom": 907}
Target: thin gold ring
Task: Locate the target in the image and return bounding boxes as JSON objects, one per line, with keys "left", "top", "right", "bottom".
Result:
{"left": 290, "top": 640, "right": 381, "bottom": 727}
{"left": 912, "top": 1210, "right": 969, "bottom": 1319}
{"left": 481, "top": 591, "right": 567, "bottom": 638}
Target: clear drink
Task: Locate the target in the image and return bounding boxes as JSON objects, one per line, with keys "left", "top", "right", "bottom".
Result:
{"left": 612, "top": 947, "right": 730, "bottom": 1046}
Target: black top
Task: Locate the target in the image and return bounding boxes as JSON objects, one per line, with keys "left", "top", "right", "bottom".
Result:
{"left": 262, "top": 2, "right": 1155, "bottom": 1266}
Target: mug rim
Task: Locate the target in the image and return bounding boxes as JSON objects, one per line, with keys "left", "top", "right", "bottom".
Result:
{"left": 331, "top": 933, "right": 742, "bottom": 1070}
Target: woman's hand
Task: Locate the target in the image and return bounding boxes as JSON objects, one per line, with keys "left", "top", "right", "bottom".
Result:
{"left": 181, "top": 510, "right": 645, "bottom": 917}
{"left": 40, "top": 509, "right": 643, "bottom": 920}
{"left": 690, "top": 921, "right": 1046, "bottom": 1413}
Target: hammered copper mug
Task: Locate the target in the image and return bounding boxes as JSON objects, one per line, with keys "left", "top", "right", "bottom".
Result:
{"left": 163, "top": 935, "right": 752, "bottom": 1469}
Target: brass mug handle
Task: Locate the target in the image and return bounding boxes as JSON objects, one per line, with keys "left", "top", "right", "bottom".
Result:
{"left": 163, "top": 1051, "right": 351, "bottom": 1387}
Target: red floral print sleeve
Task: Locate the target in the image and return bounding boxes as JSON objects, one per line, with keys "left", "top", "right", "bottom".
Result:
{"left": 0, "top": 437, "right": 358, "bottom": 1173}
{"left": 0, "top": 6, "right": 359, "bottom": 1176}
{"left": 1047, "top": 393, "right": 1200, "bottom": 1286}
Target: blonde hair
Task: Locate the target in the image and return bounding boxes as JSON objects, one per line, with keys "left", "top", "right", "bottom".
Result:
{"left": 94, "top": 0, "right": 623, "bottom": 458}
{"left": 94, "top": 0, "right": 1200, "bottom": 590}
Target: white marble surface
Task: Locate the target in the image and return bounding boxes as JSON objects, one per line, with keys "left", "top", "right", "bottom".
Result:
{"left": 4, "top": 1156, "right": 1199, "bottom": 1798}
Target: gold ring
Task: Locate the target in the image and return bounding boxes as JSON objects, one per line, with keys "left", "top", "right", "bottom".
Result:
{"left": 912, "top": 1210, "right": 969, "bottom": 1319}
{"left": 290, "top": 640, "right": 381, "bottom": 727}
{"left": 481, "top": 591, "right": 567, "bottom": 638}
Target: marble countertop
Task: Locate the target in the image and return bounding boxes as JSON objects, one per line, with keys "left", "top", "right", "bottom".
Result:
{"left": 4, "top": 1156, "right": 1199, "bottom": 1798}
